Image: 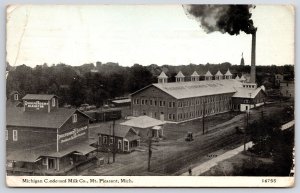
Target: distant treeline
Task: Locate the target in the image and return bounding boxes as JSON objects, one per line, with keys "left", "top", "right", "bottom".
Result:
{"left": 6, "top": 62, "right": 294, "bottom": 107}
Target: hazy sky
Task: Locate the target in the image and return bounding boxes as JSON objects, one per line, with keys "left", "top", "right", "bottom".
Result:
{"left": 6, "top": 5, "right": 294, "bottom": 67}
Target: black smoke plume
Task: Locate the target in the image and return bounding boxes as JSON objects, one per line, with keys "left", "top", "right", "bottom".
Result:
{"left": 184, "top": 5, "right": 256, "bottom": 35}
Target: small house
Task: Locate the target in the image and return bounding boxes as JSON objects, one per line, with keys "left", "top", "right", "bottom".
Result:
{"left": 97, "top": 125, "right": 140, "bottom": 153}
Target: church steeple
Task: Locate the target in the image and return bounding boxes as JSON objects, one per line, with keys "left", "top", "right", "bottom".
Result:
{"left": 240, "top": 52, "right": 245, "bottom": 66}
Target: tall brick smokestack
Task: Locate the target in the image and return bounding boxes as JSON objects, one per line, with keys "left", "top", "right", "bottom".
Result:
{"left": 250, "top": 28, "right": 257, "bottom": 83}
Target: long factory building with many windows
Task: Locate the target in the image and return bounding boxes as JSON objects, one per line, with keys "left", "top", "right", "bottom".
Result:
{"left": 131, "top": 69, "right": 267, "bottom": 123}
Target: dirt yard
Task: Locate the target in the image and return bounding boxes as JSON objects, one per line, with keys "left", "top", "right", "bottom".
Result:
{"left": 81, "top": 101, "right": 292, "bottom": 176}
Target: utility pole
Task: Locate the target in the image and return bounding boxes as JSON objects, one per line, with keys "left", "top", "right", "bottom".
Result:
{"left": 244, "top": 112, "right": 248, "bottom": 151}
{"left": 148, "top": 136, "right": 152, "bottom": 172}
{"left": 112, "top": 112, "right": 116, "bottom": 163}
{"left": 202, "top": 100, "right": 206, "bottom": 135}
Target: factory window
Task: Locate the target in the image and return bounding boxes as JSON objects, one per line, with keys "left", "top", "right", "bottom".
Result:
{"left": 173, "top": 102, "right": 175, "bottom": 107}
{"left": 168, "top": 114, "right": 172, "bottom": 120}
{"left": 178, "top": 101, "right": 182, "bottom": 108}
{"left": 13, "top": 130, "right": 18, "bottom": 141}
{"left": 154, "top": 100, "right": 157, "bottom": 106}
{"left": 52, "top": 98, "right": 56, "bottom": 107}
{"left": 6, "top": 130, "right": 8, "bottom": 140}
{"left": 103, "top": 136, "right": 107, "bottom": 144}
{"left": 159, "top": 101, "right": 162, "bottom": 107}
{"left": 145, "top": 100, "right": 148, "bottom": 105}
{"left": 155, "top": 112, "right": 157, "bottom": 118}
{"left": 163, "top": 101, "right": 166, "bottom": 106}
{"left": 150, "top": 100, "right": 153, "bottom": 106}
{"left": 173, "top": 114, "right": 175, "bottom": 120}
{"left": 141, "top": 99, "right": 145, "bottom": 105}
{"left": 169, "top": 102, "right": 172, "bottom": 108}
{"left": 14, "top": 94, "right": 18, "bottom": 101}
{"left": 136, "top": 99, "right": 139, "bottom": 104}
{"left": 72, "top": 114, "right": 77, "bottom": 123}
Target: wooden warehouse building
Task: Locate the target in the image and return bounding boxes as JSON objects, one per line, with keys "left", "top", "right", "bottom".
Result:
{"left": 6, "top": 94, "right": 97, "bottom": 175}
{"left": 131, "top": 69, "right": 267, "bottom": 123}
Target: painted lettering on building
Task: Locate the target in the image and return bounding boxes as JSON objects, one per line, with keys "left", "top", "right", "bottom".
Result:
{"left": 25, "top": 101, "right": 48, "bottom": 109}
{"left": 58, "top": 126, "right": 87, "bottom": 143}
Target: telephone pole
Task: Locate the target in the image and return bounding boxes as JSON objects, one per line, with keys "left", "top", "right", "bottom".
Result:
{"left": 112, "top": 113, "right": 116, "bottom": 163}
{"left": 202, "top": 101, "right": 206, "bottom": 135}
{"left": 148, "top": 136, "right": 152, "bottom": 172}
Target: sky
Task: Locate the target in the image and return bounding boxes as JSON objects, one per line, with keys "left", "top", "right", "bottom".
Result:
{"left": 6, "top": 5, "right": 294, "bottom": 67}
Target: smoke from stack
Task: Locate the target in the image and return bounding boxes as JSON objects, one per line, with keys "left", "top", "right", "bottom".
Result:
{"left": 183, "top": 5, "right": 256, "bottom": 35}
{"left": 184, "top": 5, "right": 257, "bottom": 83}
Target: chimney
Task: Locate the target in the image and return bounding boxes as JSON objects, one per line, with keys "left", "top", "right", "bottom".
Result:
{"left": 250, "top": 29, "right": 257, "bottom": 83}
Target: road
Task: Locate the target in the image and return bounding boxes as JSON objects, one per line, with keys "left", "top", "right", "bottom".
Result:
{"left": 181, "top": 142, "right": 253, "bottom": 176}
{"left": 81, "top": 102, "right": 291, "bottom": 176}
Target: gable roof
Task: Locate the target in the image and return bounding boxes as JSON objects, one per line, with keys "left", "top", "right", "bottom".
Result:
{"left": 191, "top": 71, "right": 199, "bottom": 77}
{"left": 235, "top": 75, "right": 240, "bottom": 80}
{"left": 6, "top": 107, "right": 90, "bottom": 129}
{"left": 121, "top": 116, "right": 165, "bottom": 129}
{"left": 158, "top": 71, "right": 168, "bottom": 78}
{"left": 96, "top": 124, "right": 138, "bottom": 138}
{"left": 175, "top": 71, "right": 185, "bottom": 78}
{"left": 22, "top": 94, "right": 57, "bottom": 101}
{"left": 232, "top": 86, "right": 267, "bottom": 99}
{"left": 152, "top": 79, "right": 243, "bottom": 99}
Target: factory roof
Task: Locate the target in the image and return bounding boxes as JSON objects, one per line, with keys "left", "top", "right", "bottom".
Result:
{"left": 232, "top": 86, "right": 266, "bottom": 98}
{"left": 151, "top": 79, "right": 242, "bottom": 99}
{"left": 6, "top": 107, "right": 91, "bottom": 128}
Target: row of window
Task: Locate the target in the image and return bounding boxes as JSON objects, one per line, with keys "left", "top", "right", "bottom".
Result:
{"left": 133, "top": 102, "right": 232, "bottom": 121}
{"left": 133, "top": 95, "right": 231, "bottom": 108}
{"left": 6, "top": 130, "right": 18, "bottom": 141}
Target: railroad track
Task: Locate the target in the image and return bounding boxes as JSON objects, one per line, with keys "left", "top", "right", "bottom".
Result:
{"left": 150, "top": 133, "right": 244, "bottom": 175}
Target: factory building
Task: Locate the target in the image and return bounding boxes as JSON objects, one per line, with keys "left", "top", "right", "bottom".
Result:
{"left": 131, "top": 67, "right": 266, "bottom": 123}
{"left": 6, "top": 94, "right": 96, "bottom": 175}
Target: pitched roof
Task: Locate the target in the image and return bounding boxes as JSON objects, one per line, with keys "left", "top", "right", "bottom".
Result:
{"left": 175, "top": 71, "right": 185, "bottom": 78}
{"left": 96, "top": 124, "right": 138, "bottom": 138}
{"left": 191, "top": 71, "right": 199, "bottom": 77}
{"left": 151, "top": 79, "right": 243, "bottom": 99}
{"left": 158, "top": 71, "right": 168, "bottom": 78}
{"left": 6, "top": 107, "right": 89, "bottom": 129}
{"left": 232, "top": 86, "right": 266, "bottom": 98}
{"left": 121, "top": 116, "right": 165, "bottom": 129}
{"left": 225, "top": 69, "right": 232, "bottom": 76}
{"left": 235, "top": 75, "right": 240, "bottom": 80}
{"left": 215, "top": 70, "right": 223, "bottom": 76}
{"left": 22, "top": 94, "right": 57, "bottom": 101}
{"left": 204, "top": 70, "right": 212, "bottom": 76}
